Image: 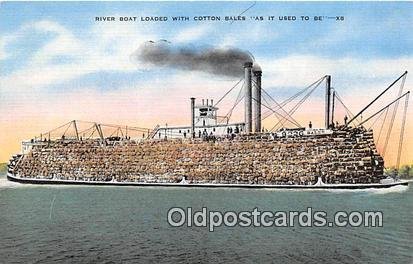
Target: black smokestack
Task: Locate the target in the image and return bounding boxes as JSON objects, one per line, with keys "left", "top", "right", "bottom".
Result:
{"left": 132, "top": 41, "right": 253, "bottom": 77}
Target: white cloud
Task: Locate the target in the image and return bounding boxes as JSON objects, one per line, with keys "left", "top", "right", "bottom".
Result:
{"left": 218, "top": 23, "right": 278, "bottom": 48}
{"left": 255, "top": 54, "right": 413, "bottom": 130}
{"left": 258, "top": 55, "right": 413, "bottom": 89}
{"left": 0, "top": 31, "right": 21, "bottom": 61}
{"left": 0, "top": 38, "right": 7, "bottom": 60}
{"left": 0, "top": 35, "right": 10, "bottom": 60}
{"left": 1, "top": 19, "right": 412, "bottom": 112}
{"left": 87, "top": 21, "right": 157, "bottom": 71}
{"left": 28, "top": 21, "right": 84, "bottom": 66}
{"left": 1, "top": 63, "right": 94, "bottom": 90}
{"left": 0, "top": 20, "right": 71, "bottom": 62}
{"left": 172, "top": 24, "right": 212, "bottom": 43}
{"left": 0, "top": 19, "right": 158, "bottom": 92}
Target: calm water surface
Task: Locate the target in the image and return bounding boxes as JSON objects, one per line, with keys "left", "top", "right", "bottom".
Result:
{"left": 0, "top": 174, "right": 412, "bottom": 263}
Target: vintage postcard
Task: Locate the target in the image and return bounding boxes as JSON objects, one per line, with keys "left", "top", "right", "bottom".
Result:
{"left": 0, "top": 1, "right": 412, "bottom": 263}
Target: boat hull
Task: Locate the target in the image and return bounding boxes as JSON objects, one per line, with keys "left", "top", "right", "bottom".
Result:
{"left": 6, "top": 172, "right": 409, "bottom": 189}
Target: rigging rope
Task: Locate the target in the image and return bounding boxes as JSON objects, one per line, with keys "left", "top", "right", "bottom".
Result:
{"left": 259, "top": 93, "right": 285, "bottom": 124}
{"left": 224, "top": 80, "right": 245, "bottom": 123}
{"left": 367, "top": 108, "right": 386, "bottom": 130}
{"left": 259, "top": 84, "right": 301, "bottom": 127}
{"left": 258, "top": 76, "right": 326, "bottom": 123}
{"left": 62, "top": 121, "right": 74, "bottom": 137}
{"left": 87, "top": 126, "right": 96, "bottom": 139}
{"left": 277, "top": 76, "right": 326, "bottom": 109}
{"left": 43, "top": 120, "right": 73, "bottom": 136}
{"left": 357, "top": 91, "right": 409, "bottom": 127}
{"left": 214, "top": 77, "right": 244, "bottom": 107}
{"left": 396, "top": 93, "right": 409, "bottom": 170}
{"left": 382, "top": 74, "right": 406, "bottom": 158}
{"left": 347, "top": 71, "right": 408, "bottom": 126}
{"left": 270, "top": 77, "right": 325, "bottom": 131}
{"left": 376, "top": 107, "right": 389, "bottom": 147}
{"left": 251, "top": 97, "right": 300, "bottom": 128}
{"left": 256, "top": 92, "right": 301, "bottom": 128}
{"left": 248, "top": 80, "right": 301, "bottom": 128}
{"left": 77, "top": 124, "right": 96, "bottom": 136}
{"left": 227, "top": 95, "right": 245, "bottom": 123}
{"left": 333, "top": 91, "right": 362, "bottom": 126}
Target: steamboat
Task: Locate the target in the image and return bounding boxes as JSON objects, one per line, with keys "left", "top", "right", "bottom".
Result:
{"left": 6, "top": 63, "right": 410, "bottom": 189}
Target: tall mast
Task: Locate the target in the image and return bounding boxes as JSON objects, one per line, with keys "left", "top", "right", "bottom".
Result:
{"left": 325, "top": 75, "right": 331, "bottom": 129}
{"left": 73, "top": 120, "right": 79, "bottom": 140}
{"left": 331, "top": 90, "right": 336, "bottom": 125}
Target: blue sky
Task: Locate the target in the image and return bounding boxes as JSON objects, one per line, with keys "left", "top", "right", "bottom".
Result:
{"left": 1, "top": 2, "right": 412, "bottom": 59}
{"left": 0, "top": 1, "right": 412, "bottom": 163}
{"left": 1, "top": 2, "right": 412, "bottom": 61}
{"left": 1, "top": 1, "right": 412, "bottom": 103}
{"left": 1, "top": 2, "right": 412, "bottom": 93}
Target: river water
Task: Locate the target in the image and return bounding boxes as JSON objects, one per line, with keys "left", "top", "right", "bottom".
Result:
{"left": 0, "top": 174, "right": 412, "bottom": 263}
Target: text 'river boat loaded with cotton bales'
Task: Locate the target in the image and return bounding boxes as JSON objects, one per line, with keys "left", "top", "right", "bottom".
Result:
{"left": 7, "top": 59, "right": 410, "bottom": 189}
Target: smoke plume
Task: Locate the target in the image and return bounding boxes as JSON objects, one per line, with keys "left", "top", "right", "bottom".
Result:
{"left": 132, "top": 41, "right": 253, "bottom": 77}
